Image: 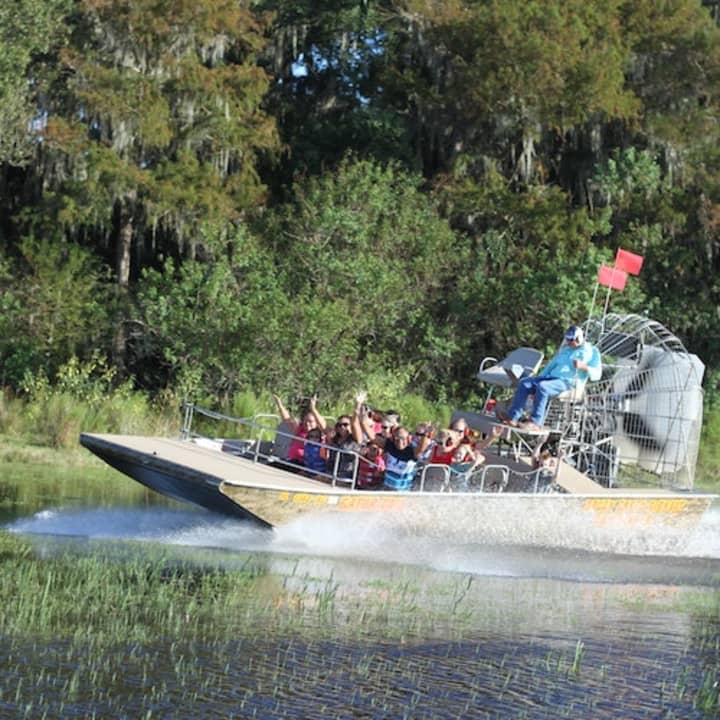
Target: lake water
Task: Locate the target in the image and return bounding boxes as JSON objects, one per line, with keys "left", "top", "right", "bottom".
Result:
{"left": 2, "top": 462, "right": 719, "bottom": 719}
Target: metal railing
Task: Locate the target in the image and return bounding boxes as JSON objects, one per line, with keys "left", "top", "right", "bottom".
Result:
{"left": 182, "top": 403, "right": 558, "bottom": 494}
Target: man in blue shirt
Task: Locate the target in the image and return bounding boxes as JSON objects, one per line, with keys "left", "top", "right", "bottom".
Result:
{"left": 496, "top": 325, "right": 602, "bottom": 431}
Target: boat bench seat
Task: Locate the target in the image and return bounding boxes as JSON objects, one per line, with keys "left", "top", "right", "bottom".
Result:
{"left": 477, "top": 347, "right": 545, "bottom": 388}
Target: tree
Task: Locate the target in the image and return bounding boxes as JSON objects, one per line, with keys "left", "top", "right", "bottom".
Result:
{"left": 0, "top": 238, "right": 112, "bottom": 387}
{"left": 257, "top": 0, "right": 414, "bottom": 185}
{"left": 264, "top": 157, "right": 467, "bottom": 398}
{"left": 130, "top": 225, "right": 292, "bottom": 400}
{"left": 377, "top": 0, "right": 638, "bottom": 183}
{"left": 34, "top": 0, "right": 279, "bottom": 287}
{"left": 0, "top": 0, "right": 70, "bottom": 165}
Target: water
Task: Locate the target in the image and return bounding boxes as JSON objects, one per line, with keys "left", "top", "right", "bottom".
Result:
{"left": 2, "top": 466, "right": 719, "bottom": 719}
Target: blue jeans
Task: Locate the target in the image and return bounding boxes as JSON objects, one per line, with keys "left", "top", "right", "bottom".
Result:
{"left": 508, "top": 377, "right": 573, "bottom": 424}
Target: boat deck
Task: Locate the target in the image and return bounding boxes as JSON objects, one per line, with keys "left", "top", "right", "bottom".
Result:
{"left": 82, "top": 434, "right": 350, "bottom": 492}
{"left": 82, "top": 433, "right": 608, "bottom": 494}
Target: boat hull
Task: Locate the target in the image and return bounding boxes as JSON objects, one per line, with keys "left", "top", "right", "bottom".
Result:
{"left": 80, "top": 433, "right": 272, "bottom": 526}
{"left": 219, "top": 483, "right": 713, "bottom": 553}
{"left": 79, "top": 433, "right": 715, "bottom": 553}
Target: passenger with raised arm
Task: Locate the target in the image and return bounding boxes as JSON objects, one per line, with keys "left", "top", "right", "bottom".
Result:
{"left": 352, "top": 393, "right": 385, "bottom": 488}
{"left": 495, "top": 325, "right": 602, "bottom": 432}
{"left": 272, "top": 393, "right": 326, "bottom": 467}
{"left": 450, "top": 442, "right": 483, "bottom": 485}
{"left": 370, "top": 426, "right": 431, "bottom": 491}
{"left": 429, "top": 429, "right": 460, "bottom": 465}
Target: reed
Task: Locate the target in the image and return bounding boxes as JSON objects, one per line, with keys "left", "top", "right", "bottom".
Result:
{"left": 0, "top": 533, "right": 485, "bottom": 647}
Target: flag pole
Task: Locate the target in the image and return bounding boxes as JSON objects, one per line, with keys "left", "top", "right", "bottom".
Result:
{"left": 587, "top": 280, "right": 600, "bottom": 325}
{"left": 601, "top": 283, "right": 613, "bottom": 333}
{"left": 601, "top": 266, "right": 621, "bottom": 333}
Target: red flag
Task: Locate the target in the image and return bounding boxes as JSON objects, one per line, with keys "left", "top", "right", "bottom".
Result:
{"left": 615, "top": 248, "right": 644, "bottom": 275}
{"left": 598, "top": 264, "right": 627, "bottom": 290}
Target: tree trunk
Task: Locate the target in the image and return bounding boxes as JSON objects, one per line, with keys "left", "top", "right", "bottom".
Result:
{"left": 116, "top": 207, "right": 134, "bottom": 288}
{"left": 113, "top": 198, "right": 135, "bottom": 377}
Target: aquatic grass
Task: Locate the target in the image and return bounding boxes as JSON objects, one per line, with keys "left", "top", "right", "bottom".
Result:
{"left": 0, "top": 534, "right": 500, "bottom": 650}
{"left": 570, "top": 640, "right": 585, "bottom": 674}
{"left": 0, "top": 531, "right": 718, "bottom": 718}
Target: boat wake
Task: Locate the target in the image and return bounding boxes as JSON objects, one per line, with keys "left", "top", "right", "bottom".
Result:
{"left": 5, "top": 501, "right": 719, "bottom": 585}
{"left": 4, "top": 506, "right": 269, "bottom": 550}
{"left": 271, "top": 498, "right": 720, "bottom": 558}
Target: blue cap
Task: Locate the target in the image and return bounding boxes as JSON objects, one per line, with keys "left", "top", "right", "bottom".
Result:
{"left": 565, "top": 325, "right": 584, "bottom": 342}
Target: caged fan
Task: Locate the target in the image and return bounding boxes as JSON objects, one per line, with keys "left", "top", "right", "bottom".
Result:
{"left": 545, "top": 313, "right": 705, "bottom": 490}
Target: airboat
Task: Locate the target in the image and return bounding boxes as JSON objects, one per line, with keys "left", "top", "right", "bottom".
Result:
{"left": 81, "top": 312, "right": 716, "bottom": 554}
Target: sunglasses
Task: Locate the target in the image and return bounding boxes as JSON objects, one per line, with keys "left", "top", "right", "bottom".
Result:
{"left": 381, "top": 424, "right": 393, "bottom": 430}
{"left": 336, "top": 422, "right": 350, "bottom": 428}
{"left": 415, "top": 431, "right": 425, "bottom": 437}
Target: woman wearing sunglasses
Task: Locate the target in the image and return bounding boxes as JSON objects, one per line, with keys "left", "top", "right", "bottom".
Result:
{"left": 326, "top": 415, "right": 363, "bottom": 480}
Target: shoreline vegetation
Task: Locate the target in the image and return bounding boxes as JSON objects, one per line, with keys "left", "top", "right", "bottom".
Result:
{"left": 2, "top": 1, "right": 720, "bottom": 452}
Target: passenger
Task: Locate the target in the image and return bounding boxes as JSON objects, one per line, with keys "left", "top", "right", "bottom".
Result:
{"left": 376, "top": 410, "right": 400, "bottom": 440}
{"left": 412, "top": 422, "right": 435, "bottom": 464}
{"left": 451, "top": 417, "right": 478, "bottom": 449}
{"left": 450, "top": 442, "right": 483, "bottom": 487}
{"left": 451, "top": 417, "right": 503, "bottom": 463}
{"left": 326, "top": 414, "right": 363, "bottom": 481}
{"left": 429, "top": 429, "right": 460, "bottom": 465}
{"left": 356, "top": 442, "right": 385, "bottom": 489}
{"left": 371, "top": 426, "right": 430, "bottom": 491}
{"left": 495, "top": 325, "right": 602, "bottom": 431}
{"left": 452, "top": 442, "right": 479, "bottom": 468}
{"left": 351, "top": 395, "right": 386, "bottom": 488}
{"left": 272, "top": 393, "right": 326, "bottom": 467}
{"left": 303, "top": 427, "right": 328, "bottom": 477}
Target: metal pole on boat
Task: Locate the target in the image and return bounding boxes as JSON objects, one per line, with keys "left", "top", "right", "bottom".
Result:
{"left": 181, "top": 403, "right": 194, "bottom": 439}
{"left": 587, "top": 280, "right": 600, "bottom": 326}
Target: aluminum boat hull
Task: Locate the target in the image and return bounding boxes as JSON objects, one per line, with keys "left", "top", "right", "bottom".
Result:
{"left": 80, "top": 433, "right": 715, "bottom": 553}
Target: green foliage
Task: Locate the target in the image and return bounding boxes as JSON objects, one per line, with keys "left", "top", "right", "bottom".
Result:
{"left": 265, "top": 157, "right": 465, "bottom": 398}
{"left": 29, "top": 0, "right": 279, "bottom": 284}
{"left": 438, "top": 168, "right": 647, "bottom": 371}
{"left": 593, "top": 148, "right": 664, "bottom": 212}
{"left": 132, "top": 226, "right": 291, "bottom": 399}
{"left": 0, "top": 239, "right": 113, "bottom": 387}
{"left": 0, "top": 0, "right": 71, "bottom": 164}
{"left": 18, "top": 355, "right": 161, "bottom": 447}
{"left": 591, "top": 145, "right": 720, "bottom": 364}
{"left": 1, "top": 0, "right": 720, "bottom": 448}
{"left": 443, "top": 0, "right": 638, "bottom": 127}
{"left": 696, "top": 403, "right": 720, "bottom": 492}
